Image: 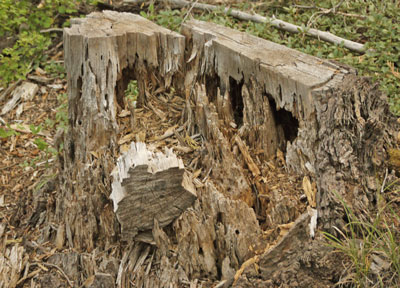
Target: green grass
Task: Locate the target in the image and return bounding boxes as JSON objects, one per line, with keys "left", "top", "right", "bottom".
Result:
{"left": 1, "top": 1, "right": 399, "bottom": 286}
{"left": 141, "top": 0, "right": 400, "bottom": 114}
{"left": 323, "top": 190, "right": 400, "bottom": 287}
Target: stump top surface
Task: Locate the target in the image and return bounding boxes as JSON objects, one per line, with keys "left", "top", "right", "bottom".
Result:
{"left": 65, "top": 10, "right": 183, "bottom": 39}
{"left": 184, "top": 20, "right": 346, "bottom": 90}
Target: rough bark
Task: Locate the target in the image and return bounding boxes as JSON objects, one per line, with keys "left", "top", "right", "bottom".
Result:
{"left": 49, "top": 12, "right": 399, "bottom": 288}
{"left": 180, "top": 20, "right": 398, "bottom": 286}
{"left": 53, "top": 11, "right": 184, "bottom": 252}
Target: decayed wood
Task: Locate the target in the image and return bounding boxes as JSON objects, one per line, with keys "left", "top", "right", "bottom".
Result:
{"left": 110, "top": 142, "right": 196, "bottom": 241}
{"left": 181, "top": 19, "right": 398, "bottom": 286}
{"left": 53, "top": 11, "right": 398, "bottom": 288}
{"left": 0, "top": 244, "right": 25, "bottom": 288}
{"left": 233, "top": 135, "right": 260, "bottom": 177}
{"left": 1, "top": 82, "right": 38, "bottom": 115}
{"left": 182, "top": 19, "right": 349, "bottom": 160}
{"left": 55, "top": 11, "right": 184, "bottom": 252}
{"left": 180, "top": 19, "right": 348, "bottom": 232}
{"left": 166, "top": 0, "right": 368, "bottom": 54}
{"left": 234, "top": 213, "right": 346, "bottom": 287}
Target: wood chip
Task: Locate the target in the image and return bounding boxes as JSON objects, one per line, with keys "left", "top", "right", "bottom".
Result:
{"left": 302, "top": 176, "right": 316, "bottom": 207}
{"left": 1, "top": 82, "right": 38, "bottom": 115}
{"left": 110, "top": 142, "right": 196, "bottom": 241}
{"left": 234, "top": 135, "right": 260, "bottom": 177}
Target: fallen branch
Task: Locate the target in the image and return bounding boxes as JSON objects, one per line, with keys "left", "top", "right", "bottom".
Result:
{"left": 0, "top": 79, "right": 22, "bottom": 102}
{"left": 163, "top": 0, "right": 368, "bottom": 54}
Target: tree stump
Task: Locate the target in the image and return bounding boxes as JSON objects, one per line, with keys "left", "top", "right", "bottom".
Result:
{"left": 180, "top": 20, "right": 398, "bottom": 286}
{"left": 48, "top": 11, "right": 398, "bottom": 288}
{"left": 181, "top": 19, "right": 397, "bottom": 230}
{"left": 55, "top": 11, "right": 184, "bottom": 252}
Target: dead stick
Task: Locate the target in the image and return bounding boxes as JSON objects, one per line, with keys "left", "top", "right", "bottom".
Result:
{"left": 41, "top": 262, "right": 74, "bottom": 287}
{"left": 16, "top": 269, "right": 42, "bottom": 285}
{"left": 293, "top": 4, "right": 366, "bottom": 19}
{"left": 0, "top": 79, "right": 22, "bottom": 102}
{"left": 164, "top": 0, "right": 369, "bottom": 54}
{"left": 234, "top": 135, "right": 260, "bottom": 177}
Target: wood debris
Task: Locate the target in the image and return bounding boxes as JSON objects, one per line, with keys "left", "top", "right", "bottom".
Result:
{"left": 1, "top": 82, "right": 38, "bottom": 115}
{"left": 111, "top": 142, "right": 197, "bottom": 241}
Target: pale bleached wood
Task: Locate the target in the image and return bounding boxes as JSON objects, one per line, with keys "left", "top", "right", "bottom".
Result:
{"left": 166, "top": 0, "right": 368, "bottom": 53}
{"left": 1, "top": 82, "right": 38, "bottom": 115}
{"left": 111, "top": 142, "right": 196, "bottom": 241}
{"left": 57, "top": 10, "right": 185, "bottom": 252}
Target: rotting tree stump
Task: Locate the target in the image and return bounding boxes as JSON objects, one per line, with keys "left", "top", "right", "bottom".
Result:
{"left": 181, "top": 19, "right": 397, "bottom": 229}
{"left": 54, "top": 11, "right": 184, "bottom": 253}
{"left": 181, "top": 20, "right": 399, "bottom": 286}
{"left": 43, "top": 11, "right": 399, "bottom": 288}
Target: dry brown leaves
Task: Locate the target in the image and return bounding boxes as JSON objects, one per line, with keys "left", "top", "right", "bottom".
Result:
{"left": 0, "top": 41, "right": 66, "bottom": 287}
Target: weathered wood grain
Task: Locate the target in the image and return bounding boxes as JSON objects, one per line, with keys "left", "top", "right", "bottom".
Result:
{"left": 56, "top": 11, "right": 184, "bottom": 252}
{"left": 181, "top": 19, "right": 349, "bottom": 167}
{"left": 53, "top": 12, "right": 398, "bottom": 288}
{"left": 181, "top": 20, "right": 398, "bottom": 287}
{"left": 111, "top": 142, "right": 196, "bottom": 241}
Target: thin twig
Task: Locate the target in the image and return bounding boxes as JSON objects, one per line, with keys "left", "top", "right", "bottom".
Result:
{"left": 166, "top": 0, "right": 369, "bottom": 54}
{"left": 381, "top": 168, "right": 389, "bottom": 193}
{"left": 0, "top": 162, "right": 18, "bottom": 171}
{"left": 182, "top": 0, "right": 199, "bottom": 23}
{"left": 293, "top": 4, "right": 317, "bottom": 9}
{"left": 307, "top": 0, "right": 345, "bottom": 27}
{"left": 40, "top": 28, "right": 63, "bottom": 33}
{"left": 294, "top": 3, "right": 366, "bottom": 19}
{"left": 16, "top": 269, "right": 42, "bottom": 285}
{"left": 41, "top": 262, "right": 74, "bottom": 287}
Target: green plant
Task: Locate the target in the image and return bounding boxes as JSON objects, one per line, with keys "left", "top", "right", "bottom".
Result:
{"left": 0, "top": 31, "right": 51, "bottom": 84}
{"left": 55, "top": 92, "right": 69, "bottom": 131}
{"left": 145, "top": 0, "right": 400, "bottom": 114}
{"left": 44, "top": 61, "right": 66, "bottom": 79}
{"left": 324, "top": 191, "right": 400, "bottom": 287}
{"left": 125, "top": 80, "right": 139, "bottom": 105}
{"left": 28, "top": 124, "right": 58, "bottom": 167}
{"left": 0, "top": 0, "right": 81, "bottom": 86}
{"left": 0, "top": 125, "right": 19, "bottom": 138}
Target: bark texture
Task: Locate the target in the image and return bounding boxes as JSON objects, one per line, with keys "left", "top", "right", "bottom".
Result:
{"left": 49, "top": 12, "right": 399, "bottom": 288}
{"left": 181, "top": 19, "right": 398, "bottom": 232}
{"left": 54, "top": 11, "right": 184, "bottom": 252}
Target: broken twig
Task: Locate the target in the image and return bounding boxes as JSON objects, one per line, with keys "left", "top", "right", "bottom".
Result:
{"left": 166, "top": 0, "right": 368, "bottom": 53}
{"left": 41, "top": 262, "right": 74, "bottom": 287}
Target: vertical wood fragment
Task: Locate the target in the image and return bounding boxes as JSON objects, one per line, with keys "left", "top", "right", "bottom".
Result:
{"left": 57, "top": 11, "right": 184, "bottom": 251}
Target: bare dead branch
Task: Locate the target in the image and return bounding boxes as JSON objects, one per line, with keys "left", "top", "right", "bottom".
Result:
{"left": 163, "top": 0, "right": 369, "bottom": 54}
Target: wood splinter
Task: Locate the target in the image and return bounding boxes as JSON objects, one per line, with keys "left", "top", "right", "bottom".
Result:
{"left": 110, "top": 142, "right": 197, "bottom": 242}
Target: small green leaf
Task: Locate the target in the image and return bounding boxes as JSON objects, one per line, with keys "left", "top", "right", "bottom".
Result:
{"left": 34, "top": 137, "right": 48, "bottom": 151}
{"left": 29, "top": 124, "right": 41, "bottom": 135}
